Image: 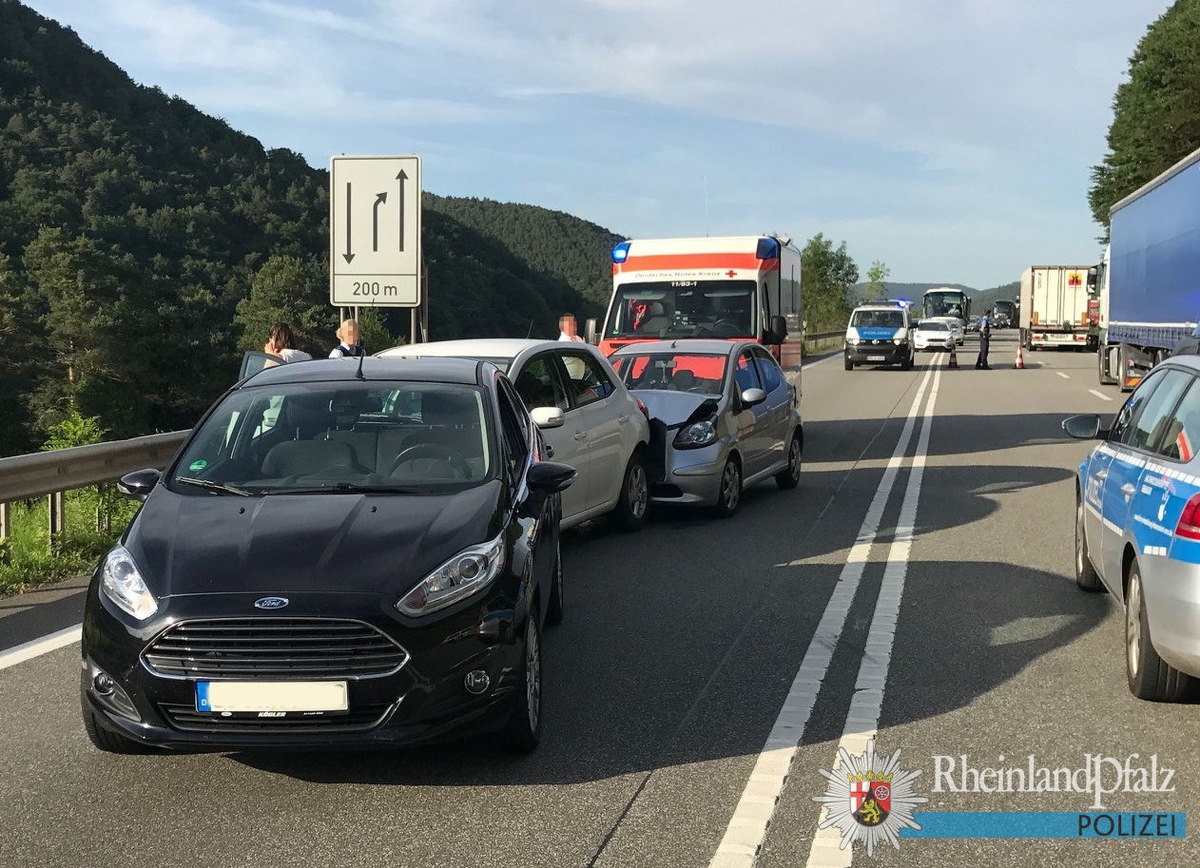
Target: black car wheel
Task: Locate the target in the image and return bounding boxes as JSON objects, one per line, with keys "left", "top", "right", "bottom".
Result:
{"left": 610, "top": 452, "right": 649, "bottom": 532}
{"left": 545, "top": 534, "right": 564, "bottom": 626}
{"left": 1126, "top": 561, "right": 1194, "bottom": 701}
{"left": 81, "top": 698, "right": 151, "bottom": 754}
{"left": 502, "top": 614, "right": 543, "bottom": 752}
{"left": 713, "top": 456, "right": 742, "bottom": 519}
{"left": 1074, "top": 496, "right": 1102, "bottom": 592}
{"left": 775, "top": 432, "right": 802, "bottom": 490}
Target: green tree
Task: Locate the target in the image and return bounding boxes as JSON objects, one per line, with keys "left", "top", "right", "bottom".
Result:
{"left": 865, "top": 260, "right": 890, "bottom": 301}
{"left": 801, "top": 233, "right": 859, "bottom": 330}
{"left": 1089, "top": 1, "right": 1200, "bottom": 232}
{"left": 234, "top": 254, "right": 330, "bottom": 357}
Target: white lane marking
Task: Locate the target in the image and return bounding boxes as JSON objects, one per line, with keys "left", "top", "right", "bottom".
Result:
{"left": 1057, "top": 372, "right": 1070, "bottom": 379}
{"left": 1088, "top": 389, "right": 1114, "bottom": 402}
{"left": 0, "top": 624, "right": 82, "bottom": 671}
{"left": 804, "top": 367, "right": 941, "bottom": 868}
{"left": 708, "top": 367, "right": 936, "bottom": 868}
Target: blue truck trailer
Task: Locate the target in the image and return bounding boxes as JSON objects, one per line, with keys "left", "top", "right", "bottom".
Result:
{"left": 1092, "top": 146, "right": 1200, "bottom": 389}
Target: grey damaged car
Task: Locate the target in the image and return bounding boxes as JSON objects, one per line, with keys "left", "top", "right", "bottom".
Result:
{"left": 608, "top": 340, "right": 802, "bottom": 518}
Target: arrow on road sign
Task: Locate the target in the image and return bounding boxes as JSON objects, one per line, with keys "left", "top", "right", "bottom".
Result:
{"left": 397, "top": 170, "right": 407, "bottom": 253}
{"left": 343, "top": 182, "right": 354, "bottom": 263}
{"left": 372, "top": 192, "right": 387, "bottom": 252}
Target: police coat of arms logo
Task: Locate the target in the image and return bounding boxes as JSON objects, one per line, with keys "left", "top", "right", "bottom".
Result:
{"left": 813, "top": 741, "right": 927, "bottom": 856}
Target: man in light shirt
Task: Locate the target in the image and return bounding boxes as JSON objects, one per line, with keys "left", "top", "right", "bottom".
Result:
{"left": 329, "top": 319, "right": 364, "bottom": 358}
{"left": 558, "top": 313, "right": 585, "bottom": 343}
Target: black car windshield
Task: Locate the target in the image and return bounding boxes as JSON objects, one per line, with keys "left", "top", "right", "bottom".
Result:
{"left": 171, "top": 382, "right": 493, "bottom": 494}
{"left": 606, "top": 281, "right": 755, "bottom": 339}
{"left": 850, "top": 309, "right": 905, "bottom": 328}
{"left": 610, "top": 352, "right": 728, "bottom": 395}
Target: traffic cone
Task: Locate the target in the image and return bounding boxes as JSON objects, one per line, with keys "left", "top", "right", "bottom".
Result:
{"left": 948, "top": 344, "right": 959, "bottom": 369}
{"left": 1014, "top": 344, "right": 1025, "bottom": 369}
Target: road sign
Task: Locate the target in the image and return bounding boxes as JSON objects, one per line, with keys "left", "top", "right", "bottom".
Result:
{"left": 329, "top": 155, "right": 421, "bottom": 307}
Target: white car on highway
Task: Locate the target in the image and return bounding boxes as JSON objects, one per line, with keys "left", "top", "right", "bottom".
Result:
{"left": 377, "top": 339, "right": 651, "bottom": 531}
{"left": 929, "top": 315, "right": 965, "bottom": 345}
{"left": 913, "top": 319, "right": 955, "bottom": 352}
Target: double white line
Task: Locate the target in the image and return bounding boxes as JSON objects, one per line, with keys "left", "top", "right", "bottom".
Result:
{"left": 710, "top": 363, "right": 942, "bottom": 868}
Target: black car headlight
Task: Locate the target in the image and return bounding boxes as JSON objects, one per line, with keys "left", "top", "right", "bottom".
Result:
{"left": 674, "top": 419, "right": 718, "bottom": 449}
{"left": 100, "top": 544, "right": 158, "bottom": 620}
{"left": 397, "top": 532, "right": 506, "bottom": 616}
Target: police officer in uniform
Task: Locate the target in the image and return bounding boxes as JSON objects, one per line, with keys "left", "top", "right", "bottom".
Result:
{"left": 975, "top": 310, "right": 991, "bottom": 369}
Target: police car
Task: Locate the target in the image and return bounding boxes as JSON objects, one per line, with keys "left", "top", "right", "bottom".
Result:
{"left": 1064, "top": 354, "right": 1200, "bottom": 701}
{"left": 844, "top": 300, "right": 915, "bottom": 371}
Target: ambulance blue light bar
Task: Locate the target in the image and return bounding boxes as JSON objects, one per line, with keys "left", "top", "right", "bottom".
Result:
{"left": 612, "top": 241, "right": 632, "bottom": 263}
{"left": 756, "top": 237, "right": 780, "bottom": 259}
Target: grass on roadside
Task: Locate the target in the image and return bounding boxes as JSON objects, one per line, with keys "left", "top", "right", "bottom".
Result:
{"left": 0, "top": 491, "right": 138, "bottom": 596}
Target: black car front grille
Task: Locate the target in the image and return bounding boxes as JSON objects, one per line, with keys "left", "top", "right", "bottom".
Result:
{"left": 159, "top": 703, "right": 391, "bottom": 732}
{"left": 142, "top": 618, "right": 408, "bottom": 680}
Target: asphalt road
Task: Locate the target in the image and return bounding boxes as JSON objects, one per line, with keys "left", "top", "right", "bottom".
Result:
{"left": 2, "top": 332, "right": 1193, "bottom": 868}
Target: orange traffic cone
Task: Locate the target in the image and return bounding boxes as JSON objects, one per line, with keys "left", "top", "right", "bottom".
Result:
{"left": 948, "top": 344, "right": 959, "bottom": 369}
{"left": 1014, "top": 344, "right": 1025, "bottom": 369}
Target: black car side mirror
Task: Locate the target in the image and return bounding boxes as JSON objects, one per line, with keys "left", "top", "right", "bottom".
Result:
{"left": 118, "top": 468, "right": 162, "bottom": 501}
{"left": 527, "top": 461, "right": 577, "bottom": 494}
{"left": 1062, "top": 414, "right": 1104, "bottom": 440}
{"left": 520, "top": 461, "right": 577, "bottom": 518}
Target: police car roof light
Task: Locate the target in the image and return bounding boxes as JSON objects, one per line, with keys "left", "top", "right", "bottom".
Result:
{"left": 612, "top": 241, "right": 632, "bottom": 264}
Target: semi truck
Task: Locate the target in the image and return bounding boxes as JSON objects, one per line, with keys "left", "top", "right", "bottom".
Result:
{"left": 1019, "top": 266, "right": 1094, "bottom": 351}
{"left": 1092, "top": 145, "right": 1200, "bottom": 390}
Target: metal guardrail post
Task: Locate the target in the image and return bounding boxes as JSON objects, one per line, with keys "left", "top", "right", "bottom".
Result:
{"left": 0, "top": 501, "right": 9, "bottom": 565}
{"left": 48, "top": 491, "right": 64, "bottom": 554}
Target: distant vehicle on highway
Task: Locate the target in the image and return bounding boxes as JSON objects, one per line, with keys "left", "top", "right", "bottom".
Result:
{"left": 913, "top": 319, "right": 955, "bottom": 352}
{"left": 1019, "top": 265, "right": 1093, "bottom": 352}
{"left": 966, "top": 315, "right": 981, "bottom": 333}
{"left": 376, "top": 338, "right": 651, "bottom": 532}
{"left": 843, "top": 300, "right": 915, "bottom": 370}
{"left": 922, "top": 287, "right": 970, "bottom": 333}
{"left": 81, "top": 357, "right": 576, "bottom": 754}
{"left": 608, "top": 339, "right": 801, "bottom": 519}
{"left": 929, "top": 315, "right": 965, "bottom": 346}
{"left": 1064, "top": 353, "right": 1200, "bottom": 701}
{"left": 992, "top": 299, "right": 1018, "bottom": 330}
{"left": 596, "top": 234, "right": 803, "bottom": 379}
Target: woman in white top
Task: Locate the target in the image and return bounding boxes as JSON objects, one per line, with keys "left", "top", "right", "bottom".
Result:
{"left": 264, "top": 322, "right": 313, "bottom": 363}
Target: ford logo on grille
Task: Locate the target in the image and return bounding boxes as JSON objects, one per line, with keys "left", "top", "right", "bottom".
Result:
{"left": 254, "top": 597, "right": 289, "bottom": 610}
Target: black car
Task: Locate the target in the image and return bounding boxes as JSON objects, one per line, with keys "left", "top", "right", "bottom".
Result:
{"left": 81, "top": 357, "right": 575, "bottom": 754}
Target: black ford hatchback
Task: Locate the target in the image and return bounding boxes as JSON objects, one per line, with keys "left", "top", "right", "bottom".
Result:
{"left": 81, "top": 357, "right": 574, "bottom": 754}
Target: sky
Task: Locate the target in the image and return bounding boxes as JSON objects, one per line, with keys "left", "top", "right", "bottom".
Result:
{"left": 26, "top": 0, "right": 1172, "bottom": 289}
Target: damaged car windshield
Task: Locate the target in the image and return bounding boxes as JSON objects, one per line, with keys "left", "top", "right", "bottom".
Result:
{"left": 610, "top": 353, "right": 728, "bottom": 395}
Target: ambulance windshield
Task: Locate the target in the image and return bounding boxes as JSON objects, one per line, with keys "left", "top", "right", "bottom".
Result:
{"left": 605, "top": 280, "right": 756, "bottom": 339}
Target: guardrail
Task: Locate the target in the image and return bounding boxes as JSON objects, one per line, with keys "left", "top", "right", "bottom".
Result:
{"left": 0, "top": 431, "right": 188, "bottom": 554}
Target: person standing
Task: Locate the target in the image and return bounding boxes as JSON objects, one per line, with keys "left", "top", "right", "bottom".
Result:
{"left": 329, "top": 319, "right": 365, "bottom": 358}
{"left": 558, "top": 313, "right": 585, "bottom": 343}
{"left": 263, "top": 322, "right": 312, "bottom": 363}
{"left": 975, "top": 311, "right": 991, "bottom": 369}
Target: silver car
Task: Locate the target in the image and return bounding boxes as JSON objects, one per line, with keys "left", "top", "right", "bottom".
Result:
{"left": 608, "top": 340, "right": 802, "bottom": 518}
{"left": 376, "top": 339, "right": 651, "bottom": 532}
{"left": 1064, "top": 354, "right": 1200, "bottom": 701}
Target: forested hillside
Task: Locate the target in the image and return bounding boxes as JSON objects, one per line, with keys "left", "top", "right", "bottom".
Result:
{"left": 0, "top": 1, "right": 607, "bottom": 456}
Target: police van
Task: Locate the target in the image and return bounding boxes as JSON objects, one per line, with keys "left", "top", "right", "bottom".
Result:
{"left": 844, "top": 300, "right": 915, "bottom": 370}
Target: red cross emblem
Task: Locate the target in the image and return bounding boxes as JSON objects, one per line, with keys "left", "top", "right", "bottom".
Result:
{"left": 725, "top": 269, "right": 736, "bottom": 278}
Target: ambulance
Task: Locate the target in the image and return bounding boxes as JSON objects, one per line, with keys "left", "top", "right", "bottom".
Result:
{"left": 595, "top": 235, "right": 803, "bottom": 378}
